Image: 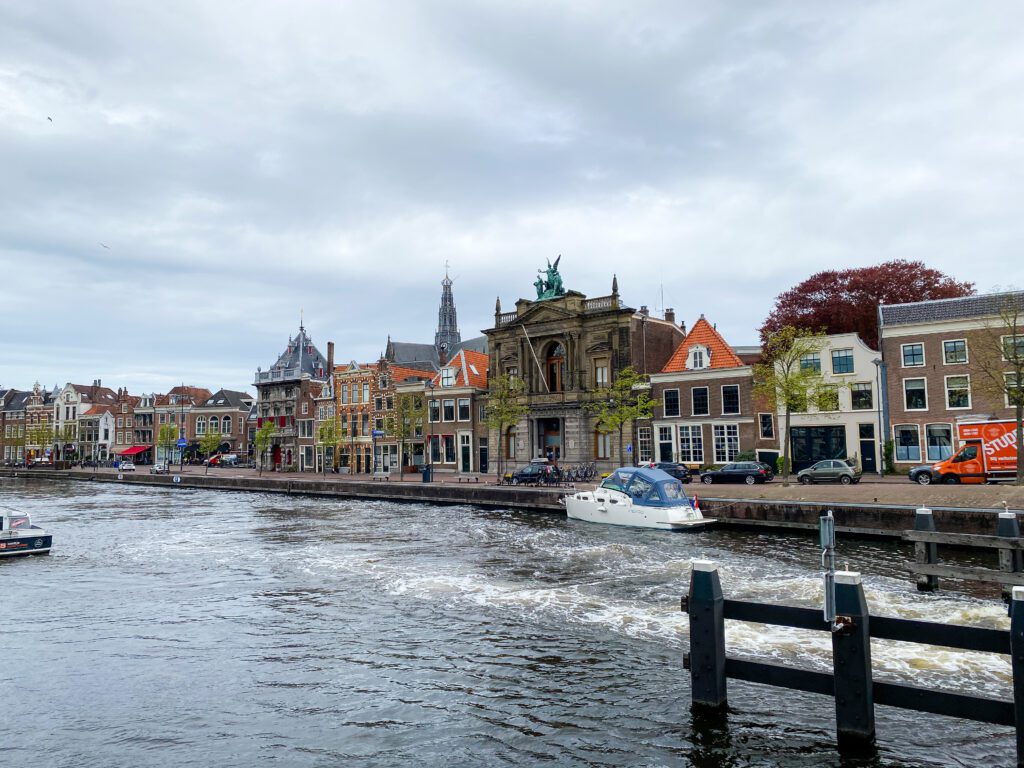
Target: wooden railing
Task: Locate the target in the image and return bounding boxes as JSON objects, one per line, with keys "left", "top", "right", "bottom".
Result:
{"left": 683, "top": 560, "right": 1021, "bottom": 762}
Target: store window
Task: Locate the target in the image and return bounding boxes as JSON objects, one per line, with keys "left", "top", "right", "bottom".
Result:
{"left": 926, "top": 424, "right": 953, "bottom": 461}
{"left": 894, "top": 425, "right": 921, "bottom": 462}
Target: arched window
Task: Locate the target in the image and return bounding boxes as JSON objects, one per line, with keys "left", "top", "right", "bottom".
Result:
{"left": 196, "top": 416, "right": 207, "bottom": 435}
{"left": 221, "top": 415, "right": 232, "bottom": 434}
{"left": 546, "top": 343, "right": 566, "bottom": 392}
{"left": 209, "top": 416, "right": 219, "bottom": 434}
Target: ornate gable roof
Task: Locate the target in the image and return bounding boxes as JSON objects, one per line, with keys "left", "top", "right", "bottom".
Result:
{"left": 433, "top": 349, "right": 488, "bottom": 389}
{"left": 660, "top": 316, "right": 744, "bottom": 373}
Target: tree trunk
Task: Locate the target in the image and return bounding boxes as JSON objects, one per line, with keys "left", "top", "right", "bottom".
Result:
{"left": 782, "top": 408, "right": 793, "bottom": 486}
{"left": 1016, "top": 403, "right": 1023, "bottom": 487}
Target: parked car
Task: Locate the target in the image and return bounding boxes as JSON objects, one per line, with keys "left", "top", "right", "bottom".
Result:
{"left": 700, "top": 461, "right": 773, "bottom": 485}
{"left": 757, "top": 462, "right": 776, "bottom": 481}
{"left": 642, "top": 461, "right": 692, "bottom": 483}
{"left": 797, "top": 459, "right": 861, "bottom": 485}
{"left": 510, "top": 462, "right": 561, "bottom": 485}
{"left": 120, "top": 461, "right": 136, "bottom": 472}
{"left": 908, "top": 465, "right": 938, "bottom": 485}
{"left": 150, "top": 463, "right": 169, "bottom": 475}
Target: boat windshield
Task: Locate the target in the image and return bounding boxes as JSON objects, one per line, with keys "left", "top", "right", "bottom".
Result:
{"left": 601, "top": 470, "right": 635, "bottom": 492}
{"left": 4, "top": 514, "right": 30, "bottom": 531}
{"left": 660, "top": 481, "right": 685, "bottom": 501}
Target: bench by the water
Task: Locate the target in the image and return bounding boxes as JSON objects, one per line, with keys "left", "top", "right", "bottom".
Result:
{"left": 683, "top": 560, "right": 1021, "bottom": 764}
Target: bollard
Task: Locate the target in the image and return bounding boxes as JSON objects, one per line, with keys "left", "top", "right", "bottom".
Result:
{"left": 914, "top": 508, "right": 938, "bottom": 591}
{"left": 1012, "top": 587, "right": 1024, "bottom": 767}
{"left": 998, "top": 513, "right": 1023, "bottom": 603}
{"left": 832, "top": 571, "right": 876, "bottom": 752}
{"left": 687, "top": 560, "right": 727, "bottom": 710}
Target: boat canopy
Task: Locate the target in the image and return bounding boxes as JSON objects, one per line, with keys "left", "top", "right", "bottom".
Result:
{"left": 600, "top": 467, "right": 693, "bottom": 507}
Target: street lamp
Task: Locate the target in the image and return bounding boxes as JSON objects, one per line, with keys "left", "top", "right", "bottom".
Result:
{"left": 179, "top": 383, "right": 186, "bottom": 473}
{"left": 872, "top": 358, "right": 888, "bottom": 477}
{"left": 425, "top": 380, "right": 435, "bottom": 481}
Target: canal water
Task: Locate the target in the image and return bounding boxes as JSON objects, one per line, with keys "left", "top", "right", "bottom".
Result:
{"left": 1, "top": 479, "right": 1014, "bottom": 767}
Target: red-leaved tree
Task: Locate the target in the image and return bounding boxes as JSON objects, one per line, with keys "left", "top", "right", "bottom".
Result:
{"left": 759, "top": 260, "right": 975, "bottom": 349}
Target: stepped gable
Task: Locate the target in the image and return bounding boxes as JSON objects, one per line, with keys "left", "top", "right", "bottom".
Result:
{"left": 879, "top": 290, "right": 1024, "bottom": 327}
{"left": 660, "top": 316, "right": 744, "bottom": 373}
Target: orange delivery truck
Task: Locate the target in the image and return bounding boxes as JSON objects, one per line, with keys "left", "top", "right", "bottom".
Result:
{"left": 910, "top": 420, "right": 1020, "bottom": 485}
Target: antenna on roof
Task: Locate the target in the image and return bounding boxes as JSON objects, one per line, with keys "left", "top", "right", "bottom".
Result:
{"left": 299, "top": 308, "right": 304, "bottom": 332}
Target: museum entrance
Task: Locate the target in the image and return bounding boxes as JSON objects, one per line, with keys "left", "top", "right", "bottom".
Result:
{"left": 536, "top": 418, "right": 562, "bottom": 461}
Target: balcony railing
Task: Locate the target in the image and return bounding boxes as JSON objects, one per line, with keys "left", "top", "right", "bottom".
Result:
{"left": 496, "top": 312, "right": 519, "bottom": 326}
{"left": 583, "top": 295, "right": 615, "bottom": 311}
{"left": 255, "top": 367, "right": 301, "bottom": 384}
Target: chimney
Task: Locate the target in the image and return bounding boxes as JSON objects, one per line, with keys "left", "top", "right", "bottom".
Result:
{"left": 327, "top": 341, "right": 335, "bottom": 375}
{"left": 640, "top": 305, "right": 649, "bottom": 317}
{"left": 680, "top": 322, "right": 687, "bottom": 336}
{"left": 439, "top": 344, "right": 449, "bottom": 368}
{"left": 665, "top": 308, "right": 675, "bottom": 324}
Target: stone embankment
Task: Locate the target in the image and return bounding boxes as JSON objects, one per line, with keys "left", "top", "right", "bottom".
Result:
{"left": 2, "top": 467, "right": 1021, "bottom": 538}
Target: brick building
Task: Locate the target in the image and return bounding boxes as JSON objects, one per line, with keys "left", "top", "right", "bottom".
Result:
{"left": 188, "top": 389, "right": 254, "bottom": 461}
{"left": 879, "top": 291, "right": 1024, "bottom": 468}
{"left": 1, "top": 389, "right": 28, "bottom": 465}
{"left": 255, "top": 325, "right": 331, "bottom": 471}
{"left": 24, "top": 382, "right": 55, "bottom": 464}
{"left": 649, "top": 315, "right": 776, "bottom": 469}
{"left": 424, "top": 348, "right": 490, "bottom": 475}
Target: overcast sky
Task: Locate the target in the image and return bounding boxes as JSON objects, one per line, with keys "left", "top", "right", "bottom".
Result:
{"left": 2, "top": 1, "right": 1022, "bottom": 395}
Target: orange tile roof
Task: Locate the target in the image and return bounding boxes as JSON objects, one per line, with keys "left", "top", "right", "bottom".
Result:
{"left": 660, "top": 317, "right": 744, "bottom": 373}
{"left": 432, "top": 349, "right": 488, "bottom": 389}
{"left": 389, "top": 364, "right": 434, "bottom": 385}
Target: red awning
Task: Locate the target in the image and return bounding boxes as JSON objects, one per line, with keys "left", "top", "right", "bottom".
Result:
{"left": 117, "top": 445, "right": 150, "bottom": 456}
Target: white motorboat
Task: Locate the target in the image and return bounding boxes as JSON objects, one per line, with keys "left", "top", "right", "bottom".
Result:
{"left": 564, "top": 466, "right": 712, "bottom": 531}
{"left": 0, "top": 508, "right": 53, "bottom": 557}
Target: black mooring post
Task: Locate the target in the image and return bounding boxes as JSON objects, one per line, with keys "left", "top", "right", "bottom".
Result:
{"left": 1010, "top": 586, "right": 1024, "bottom": 767}
{"left": 998, "top": 513, "right": 1023, "bottom": 603}
{"left": 832, "top": 571, "right": 876, "bottom": 752}
{"left": 914, "top": 507, "right": 938, "bottom": 592}
{"left": 687, "top": 560, "right": 727, "bottom": 710}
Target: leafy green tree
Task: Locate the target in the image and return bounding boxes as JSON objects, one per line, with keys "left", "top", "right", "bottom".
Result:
{"left": 754, "top": 326, "right": 829, "bottom": 485}
{"left": 316, "top": 420, "right": 338, "bottom": 475}
{"left": 254, "top": 421, "right": 277, "bottom": 476}
{"left": 484, "top": 374, "right": 528, "bottom": 479}
{"left": 386, "top": 393, "right": 426, "bottom": 481}
{"left": 158, "top": 423, "right": 178, "bottom": 467}
{"left": 25, "top": 422, "right": 54, "bottom": 462}
{"left": 586, "top": 366, "right": 652, "bottom": 465}
{"left": 199, "top": 430, "right": 222, "bottom": 475}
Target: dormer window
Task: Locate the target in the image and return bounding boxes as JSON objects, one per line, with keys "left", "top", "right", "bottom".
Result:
{"left": 441, "top": 368, "right": 455, "bottom": 387}
{"left": 688, "top": 345, "right": 711, "bottom": 370}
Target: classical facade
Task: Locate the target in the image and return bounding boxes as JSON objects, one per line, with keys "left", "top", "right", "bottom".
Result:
{"left": 24, "top": 382, "right": 55, "bottom": 463}
{"left": 483, "top": 266, "right": 685, "bottom": 471}
{"left": 52, "top": 381, "right": 118, "bottom": 462}
{"left": 649, "top": 315, "right": 776, "bottom": 469}
{"left": 255, "top": 325, "right": 331, "bottom": 471}
{"left": 188, "top": 389, "right": 254, "bottom": 460}
{"left": 879, "top": 291, "right": 1024, "bottom": 467}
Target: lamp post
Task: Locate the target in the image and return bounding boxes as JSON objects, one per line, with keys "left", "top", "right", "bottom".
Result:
{"left": 872, "top": 358, "right": 888, "bottom": 477}
{"left": 179, "top": 383, "right": 186, "bottom": 473}
{"left": 425, "top": 380, "right": 435, "bottom": 481}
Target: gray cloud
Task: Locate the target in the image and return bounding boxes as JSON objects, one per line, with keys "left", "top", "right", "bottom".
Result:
{"left": 1, "top": 1, "right": 1022, "bottom": 394}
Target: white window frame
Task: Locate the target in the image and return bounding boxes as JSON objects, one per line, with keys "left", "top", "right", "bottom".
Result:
{"left": 1006, "top": 373, "right": 1024, "bottom": 408}
{"left": 901, "top": 342, "right": 925, "bottom": 368}
{"left": 720, "top": 384, "right": 740, "bottom": 416}
{"left": 663, "top": 388, "right": 680, "bottom": 418}
{"left": 691, "top": 387, "right": 710, "bottom": 417}
{"left": 689, "top": 345, "right": 709, "bottom": 370}
{"left": 830, "top": 348, "right": 855, "bottom": 375}
{"left": 595, "top": 431, "right": 612, "bottom": 459}
{"left": 758, "top": 413, "right": 775, "bottom": 440}
{"left": 457, "top": 398, "right": 471, "bottom": 422}
{"left": 222, "top": 415, "right": 232, "bottom": 434}
{"left": 442, "top": 399, "right": 455, "bottom": 422}
{"left": 902, "top": 377, "right": 928, "bottom": 411}
{"left": 944, "top": 374, "right": 971, "bottom": 410}
{"left": 302, "top": 402, "right": 309, "bottom": 415}
{"left": 925, "top": 422, "right": 954, "bottom": 462}
{"left": 441, "top": 368, "right": 455, "bottom": 387}
{"left": 850, "top": 382, "right": 873, "bottom": 411}
{"left": 893, "top": 423, "right": 922, "bottom": 463}
{"left": 657, "top": 425, "right": 674, "bottom": 462}
{"left": 942, "top": 338, "right": 968, "bottom": 365}
{"left": 196, "top": 417, "right": 207, "bottom": 435}
{"left": 712, "top": 424, "right": 739, "bottom": 463}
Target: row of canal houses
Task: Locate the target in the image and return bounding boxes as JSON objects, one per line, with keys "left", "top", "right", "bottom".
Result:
{"left": 249, "top": 265, "right": 1024, "bottom": 477}
{"left": 2, "top": 263, "right": 1020, "bottom": 475}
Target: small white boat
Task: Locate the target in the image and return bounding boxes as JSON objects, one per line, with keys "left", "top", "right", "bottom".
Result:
{"left": 0, "top": 508, "right": 53, "bottom": 557}
{"left": 564, "top": 467, "right": 712, "bottom": 531}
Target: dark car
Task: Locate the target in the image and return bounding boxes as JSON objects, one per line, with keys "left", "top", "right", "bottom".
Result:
{"left": 510, "top": 462, "right": 561, "bottom": 485}
{"left": 908, "top": 465, "right": 938, "bottom": 485}
{"left": 700, "top": 461, "right": 773, "bottom": 485}
{"left": 645, "top": 462, "right": 692, "bottom": 483}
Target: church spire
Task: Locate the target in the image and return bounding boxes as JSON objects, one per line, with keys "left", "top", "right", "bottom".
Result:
{"left": 434, "top": 267, "right": 461, "bottom": 358}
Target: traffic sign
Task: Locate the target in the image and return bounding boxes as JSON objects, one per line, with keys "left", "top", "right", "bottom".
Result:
{"left": 626, "top": 443, "right": 633, "bottom": 454}
{"left": 176, "top": 438, "right": 188, "bottom": 447}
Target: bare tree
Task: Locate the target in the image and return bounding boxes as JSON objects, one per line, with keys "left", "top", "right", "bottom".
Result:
{"left": 971, "top": 292, "right": 1024, "bottom": 486}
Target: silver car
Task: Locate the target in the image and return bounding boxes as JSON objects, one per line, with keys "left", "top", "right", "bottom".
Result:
{"left": 797, "top": 459, "right": 862, "bottom": 485}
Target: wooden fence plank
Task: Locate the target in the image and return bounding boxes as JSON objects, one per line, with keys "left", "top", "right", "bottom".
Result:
{"left": 908, "top": 563, "right": 1024, "bottom": 586}
{"left": 903, "top": 530, "right": 1024, "bottom": 550}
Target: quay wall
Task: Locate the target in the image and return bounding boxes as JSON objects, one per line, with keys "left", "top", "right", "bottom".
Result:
{"left": 1, "top": 469, "right": 1019, "bottom": 538}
